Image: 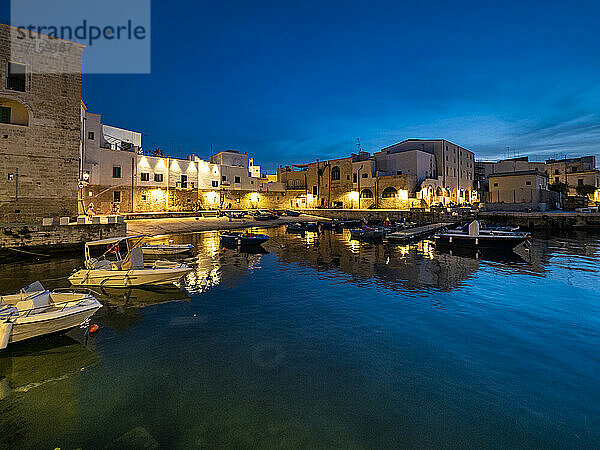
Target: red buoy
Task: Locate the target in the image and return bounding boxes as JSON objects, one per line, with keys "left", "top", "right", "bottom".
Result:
{"left": 88, "top": 323, "right": 100, "bottom": 335}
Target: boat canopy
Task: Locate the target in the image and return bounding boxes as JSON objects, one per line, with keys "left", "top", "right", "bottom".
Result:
{"left": 84, "top": 235, "right": 146, "bottom": 247}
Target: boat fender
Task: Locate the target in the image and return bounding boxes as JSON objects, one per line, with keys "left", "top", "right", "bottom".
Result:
{"left": 0, "top": 323, "right": 12, "bottom": 349}
{"left": 88, "top": 323, "right": 100, "bottom": 335}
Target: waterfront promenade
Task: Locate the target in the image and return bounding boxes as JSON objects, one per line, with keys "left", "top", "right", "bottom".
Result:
{"left": 127, "top": 213, "right": 324, "bottom": 236}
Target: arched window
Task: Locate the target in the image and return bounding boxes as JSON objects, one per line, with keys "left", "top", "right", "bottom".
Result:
{"left": 436, "top": 186, "right": 443, "bottom": 196}
{"left": 382, "top": 187, "right": 397, "bottom": 198}
{"left": 331, "top": 166, "right": 340, "bottom": 181}
{"left": 0, "top": 98, "right": 29, "bottom": 126}
{"left": 360, "top": 189, "right": 373, "bottom": 199}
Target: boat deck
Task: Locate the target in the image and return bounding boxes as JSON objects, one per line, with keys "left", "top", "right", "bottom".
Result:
{"left": 386, "top": 223, "right": 455, "bottom": 242}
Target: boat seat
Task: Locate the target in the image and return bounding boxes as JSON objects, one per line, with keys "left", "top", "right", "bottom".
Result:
{"left": 0, "top": 306, "right": 18, "bottom": 318}
{"left": 15, "top": 291, "right": 52, "bottom": 315}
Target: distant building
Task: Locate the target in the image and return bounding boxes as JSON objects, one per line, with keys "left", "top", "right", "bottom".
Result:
{"left": 0, "top": 24, "right": 84, "bottom": 223}
{"left": 487, "top": 170, "right": 552, "bottom": 209}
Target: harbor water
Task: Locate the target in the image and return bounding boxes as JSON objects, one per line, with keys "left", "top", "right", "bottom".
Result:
{"left": 0, "top": 227, "right": 599, "bottom": 448}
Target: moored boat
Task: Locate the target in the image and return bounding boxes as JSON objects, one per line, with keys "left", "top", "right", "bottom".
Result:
{"left": 141, "top": 242, "right": 194, "bottom": 257}
{"left": 285, "top": 210, "right": 301, "bottom": 217}
{"left": 434, "top": 221, "right": 530, "bottom": 250}
{"left": 0, "top": 281, "right": 102, "bottom": 349}
{"left": 69, "top": 236, "right": 192, "bottom": 287}
{"left": 220, "top": 231, "right": 270, "bottom": 246}
{"left": 350, "top": 227, "right": 385, "bottom": 240}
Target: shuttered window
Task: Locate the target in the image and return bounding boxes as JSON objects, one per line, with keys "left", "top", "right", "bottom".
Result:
{"left": 0, "top": 106, "right": 10, "bottom": 124}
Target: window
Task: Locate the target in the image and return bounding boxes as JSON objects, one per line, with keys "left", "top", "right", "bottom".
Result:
{"left": 312, "top": 186, "right": 317, "bottom": 196}
{"left": 382, "top": 187, "right": 397, "bottom": 198}
{"left": 526, "top": 181, "right": 532, "bottom": 186}
{"left": 212, "top": 180, "right": 218, "bottom": 187}
{"left": 154, "top": 173, "right": 164, "bottom": 182}
{"left": 6, "top": 62, "right": 26, "bottom": 92}
{"left": 7, "top": 173, "right": 14, "bottom": 181}
{"left": 141, "top": 194, "right": 147, "bottom": 201}
{"left": 353, "top": 173, "right": 357, "bottom": 183}
{"left": 554, "top": 169, "right": 559, "bottom": 175}
{"left": 578, "top": 178, "right": 584, "bottom": 186}
{"left": 360, "top": 189, "right": 373, "bottom": 199}
{"left": 113, "top": 191, "right": 121, "bottom": 202}
{"left": 0, "top": 106, "right": 10, "bottom": 124}
{"left": 222, "top": 175, "right": 227, "bottom": 182}
{"left": 493, "top": 183, "right": 498, "bottom": 187}
{"left": 362, "top": 173, "right": 368, "bottom": 178}
{"left": 331, "top": 166, "right": 340, "bottom": 181}
{"left": 235, "top": 176, "right": 241, "bottom": 183}
{"left": 555, "top": 177, "right": 559, "bottom": 184}
{"left": 346, "top": 175, "right": 350, "bottom": 180}
{"left": 141, "top": 172, "right": 149, "bottom": 181}
{"left": 112, "top": 166, "right": 121, "bottom": 178}
{"left": 88, "top": 131, "right": 95, "bottom": 140}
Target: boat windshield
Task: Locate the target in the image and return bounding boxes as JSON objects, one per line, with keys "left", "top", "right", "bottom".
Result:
{"left": 87, "top": 241, "right": 129, "bottom": 262}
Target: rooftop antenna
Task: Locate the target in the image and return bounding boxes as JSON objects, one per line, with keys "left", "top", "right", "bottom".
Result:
{"left": 356, "top": 137, "right": 363, "bottom": 152}
{"left": 210, "top": 143, "right": 213, "bottom": 158}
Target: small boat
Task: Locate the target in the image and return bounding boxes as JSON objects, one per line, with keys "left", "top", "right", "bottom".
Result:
{"left": 318, "top": 220, "right": 343, "bottom": 230}
{"left": 286, "top": 222, "right": 318, "bottom": 233}
{"left": 69, "top": 236, "right": 192, "bottom": 287}
{"left": 350, "top": 227, "right": 385, "bottom": 240}
{"left": 253, "top": 210, "right": 278, "bottom": 221}
{"left": 220, "top": 231, "right": 270, "bottom": 246}
{"left": 141, "top": 242, "right": 194, "bottom": 257}
{"left": 434, "top": 221, "right": 530, "bottom": 250}
{"left": 285, "top": 210, "right": 301, "bottom": 217}
{"left": 0, "top": 281, "right": 102, "bottom": 349}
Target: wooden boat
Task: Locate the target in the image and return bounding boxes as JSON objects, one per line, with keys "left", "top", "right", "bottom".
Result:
{"left": 253, "top": 210, "right": 278, "bottom": 221}
{"left": 285, "top": 210, "right": 301, "bottom": 217}
{"left": 0, "top": 281, "right": 102, "bottom": 349}
{"left": 69, "top": 236, "right": 192, "bottom": 287}
{"left": 141, "top": 242, "right": 194, "bottom": 257}
{"left": 434, "top": 221, "right": 530, "bottom": 250}
{"left": 220, "top": 231, "right": 270, "bottom": 246}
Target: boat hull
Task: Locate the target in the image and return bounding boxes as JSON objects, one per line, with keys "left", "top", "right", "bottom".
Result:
{"left": 68, "top": 267, "right": 192, "bottom": 287}
{"left": 9, "top": 305, "right": 100, "bottom": 343}
{"left": 434, "top": 234, "right": 530, "bottom": 250}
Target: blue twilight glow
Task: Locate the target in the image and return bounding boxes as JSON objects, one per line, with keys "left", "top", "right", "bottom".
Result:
{"left": 4, "top": 0, "right": 600, "bottom": 170}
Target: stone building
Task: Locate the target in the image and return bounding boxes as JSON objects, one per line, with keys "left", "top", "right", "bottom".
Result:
{"left": 0, "top": 24, "right": 84, "bottom": 224}
{"left": 277, "top": 138, "right": 474, "bottom": 209}
{"left": 487, "top": 170, "right": 553, "bottom": 210}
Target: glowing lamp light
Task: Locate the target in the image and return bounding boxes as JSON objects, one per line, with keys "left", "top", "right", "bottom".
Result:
{"left": 306, "top": 193, "right": 314, "bottom": 202}
{"left": 250, "top": 192, "right": 259, "bottom": 202}
{"left": 204, "top": 191, "right": 219, "bottom": 204}
{"left": 349, "top": 191, "right": 359, "bottom": 201}
{"left": 398, "top": 190, "right": 409, "bottom": 201}
{"left": 150, "top": 189, "right": 164, "bottom": 201}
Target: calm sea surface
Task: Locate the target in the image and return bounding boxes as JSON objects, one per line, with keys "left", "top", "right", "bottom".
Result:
{"left": 0, "top": 227, "right": 599, "bottom": 448}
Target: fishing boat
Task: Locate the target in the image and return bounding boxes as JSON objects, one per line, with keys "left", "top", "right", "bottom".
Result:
{"left": 434, "top": 221, "right": 530, "bottom": 250}
{"left": 220, "top": 231, "right": 270, "bottom": 246}
{"left": 285, "top": 210, "right": 301, "bottom": 217}
{"left": 141, "top": 242, "right": 194, "bottom": 257}
{"left": 0, "top": 281, "right": 102, "bottom": 349}
{"left": 69, "top": 236, "right": 192, "bottom": 287}
{"left": 318, "top": 220, "right": 343, "bottom": 230}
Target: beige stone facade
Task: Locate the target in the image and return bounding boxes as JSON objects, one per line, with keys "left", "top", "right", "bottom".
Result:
{"left": 488, "top": 170, "right": 549, "bottom": 203}
{"left": 0, "top": 25, "right": 84, "bottom": 224}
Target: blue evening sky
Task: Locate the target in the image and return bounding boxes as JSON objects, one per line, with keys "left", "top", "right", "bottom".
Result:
{"left": 4, "top": 1, "right": 600, "bottom": 172}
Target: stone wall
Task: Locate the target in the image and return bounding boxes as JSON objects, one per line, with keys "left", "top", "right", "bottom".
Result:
{"left": 0, "top": 222, "right": 126, "bottom": 251}
{"left": 0, "top": 25, "right": 84, "bottom": 224}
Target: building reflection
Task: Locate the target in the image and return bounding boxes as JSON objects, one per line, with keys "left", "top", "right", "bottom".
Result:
{"left": 273, "top": 228, "right": 551, "bottom": 293}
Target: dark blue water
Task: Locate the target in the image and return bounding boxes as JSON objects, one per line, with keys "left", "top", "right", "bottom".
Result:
{"left": 0, "top": 228, "right": 599, "bottom": 448}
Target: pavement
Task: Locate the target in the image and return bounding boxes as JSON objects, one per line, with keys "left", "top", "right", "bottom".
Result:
{"left": 126, "top": 213, "right": 326, "bottom": 236}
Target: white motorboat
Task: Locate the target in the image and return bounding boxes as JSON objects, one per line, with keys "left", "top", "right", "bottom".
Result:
{"left": 0, "top": 281, "right": 102, "bottom": 349}
{"left": 69, "top": 236, "right": 193, "bottom": 287}
{"left": 141, "top": 242, "right": 194, "bottom": 257}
